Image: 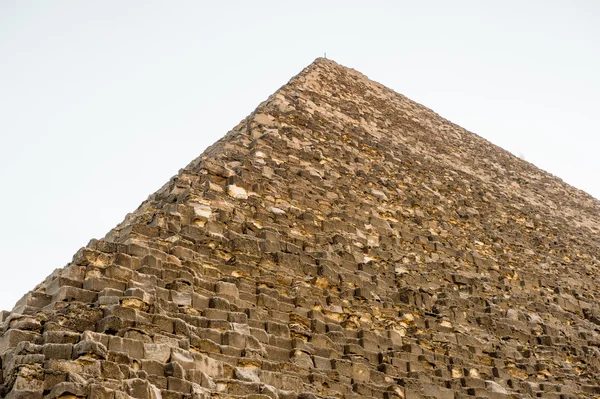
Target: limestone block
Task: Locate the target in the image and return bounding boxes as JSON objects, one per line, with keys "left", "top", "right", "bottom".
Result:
{"left": 234, "top": 366, "right": 261, "bottom": 383}
{"left": 192, "top": 293, "right": 210, "bottom": 310}
{"left": 46, "top": 382, "right": 87, "bottom": 399}
{"left": 99, "top": 295, "right": 121, "bottom": 306}
{"left": 53, "top": 286, "right": 97, "bottom": 303}
{"left": 41, "top": 368, "right": 67, "bottom": 392}
{"left": 152, "top": 315, "right": 174, "bottom": 334}
{"left": 222, "top": 331, "right": 246, "bottom": 349}
{"left": 250, "top": 327, "right": 269, "bottom": 344}
{"left": 265, "top": 321, "right": 290, "bottom": 338}
{"left": 312, "top": 356, "right": 332, "bottom": 370}
{"left": 73, "top": 340, "right": 108, "bottom": 360}
{"left": 289, "top": 349, "right": 313, "bottom": 369}
{"left": 198, "top": 352, "right": 228, "bottom": 379}
{"left": 216, "top": 281, "right": 239, "bottom": 299}
{"left": 227, "top": 184, "right": 248, "bottom": 200}
{"left": 5, "top": 389, "right": 43, "bottom": 399}
{"left": 108, "top": 336, "right": 144, "bottom": 359}
{"left": 220, "top": 345, "right": 243, "bottom": 357}
{"left": 97, "top": 360, "right": 123, "bottom": 381}
{"left": 218, "top": 379, "right": 261, "bottom": 396}
{"left": 170, "top": 290, "right": 192, "bottom": 306}
{"left": 12, "top": 292, "right": 52, "bottom": 313}
{"left": 197, "top": 328, "right": 222, "bottom": 346}
{"left": 310, "top": 318, "right": 327, "bottom": 334}
{"left": 228, "top": 312, "right": 248, "bottom": 324}
{"left": 191, "top": 337, "right": 220, "bottom": 354}
{"left": 421, "top": 383, "right": 456, "bottom": 399}
{"left": 42, "top": 343, "right": 73, "bottom": 360}
{"left": 137, "top": 360, "right": 162, "bottom": 378}
{"left": 6, "top": 315, "right": 43, "bottom": 332}
{"left": 0, "top": 310, "right": 10, "bottom": 322}
{"left": 170, "top": 348, "right": 196, "bottom": 371}
{"left": 0, "top": 329, "right": 40, "bottom": 355}
{"left": 89, "top": 384, "right": 116, "bottom": 399}
{"left": 260, "top": 239, "right": 281, "bottom": 253}
{"left": 142, "top": 343, "right": 171, "bottom": 364}
{"left": 331, "top": 358, "right": 352, "bottom": 376}
{"left": 261, "top": 385, "right": 280, "bottom": 399}
{"left": 209, "top": 296, "right": 230, "bottom": 311}
{"left": 350, "top": 362, "right": 370, "bottom": 382}
{"left": 263, "top": 345, "right": 290, "bottom": 362}
{"left": 126, "top": 243, "right": 149, "bottom": 257}
{"left": 203, "top": 308, "right": 228, "bottom": 321}
{"left": 256, "top": 293, "right": 279, "bottom": 309}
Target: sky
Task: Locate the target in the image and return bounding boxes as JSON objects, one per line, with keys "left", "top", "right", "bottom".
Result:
{"left": 0, "top": 1, "right": 598, "bottom": 311}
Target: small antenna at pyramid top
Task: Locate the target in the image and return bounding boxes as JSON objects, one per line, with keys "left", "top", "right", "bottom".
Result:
{"left": 324, "top": 52, "right": 327, "bottom": 59}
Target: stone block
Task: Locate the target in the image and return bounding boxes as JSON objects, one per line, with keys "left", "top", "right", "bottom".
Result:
{"left": 170, "top": 348, "right": 196, "bottom": 370}
{"left": 250, "top": 327, "right": 269, "bottom": 343}
{"left": 144, "top": 343, "right": 171, "bottom": 363}
{"left": 12, "top": 292, "right": 52, "bottom": 313}
{"left": 5, "top": 389, "right": 43, "bottom": 399}
{"left": 192, "top": 293, "right": 210, "bottom": 310}
{"left": 332, "top": 358, "right": 352, "bottom": 376}
{"left": 216, "top": 281, "right": 239, "bottom": 299}
{"left": 0, "top": 329, "right": 40, "bottom": 355}
{"left": 223, "top": 379, "right": 261, "bottom": 396}
{"left": 152, "top": 314, "right": 174, "bottom": 333}
{"left": 73, "top": 340, "right": 108, "bottom": 360}
{"left": 311, "top": 318, "right": 327, "bottom": 334}
{"left": 1, "top": 310, "right": 10, "bottom": 322}
{"left": 263, "top": 345, "right": 290, "bottom": 362}
{"left": 257, "top": 293, "right": 279, "bottom": 309}
{"left": 84, "top": 276, "right": 127, "bottom": 292}
{"left": 195, "top": 352, "right": 228, "bottom": 379}
{"left": 351, "top": 362, "right": 370, "bottom": 382}
{"left": 209, "top": 296, "right": 230, "bottom": 310}
{"left": 187, "top": 369, "right": 216, "bottom": 389}
{"left": 53, "top": 286, "right": 97, "bottom": 303}
{"left": 124, "top": 378, "right": 153, "bottom": 399}
{"left": 291, "top": 350, "right": 314, "bottom": 368}
{"left": 46, "top": 382, "right": 87, "bottom": 399}
{"left": 42, "top": 330, "right": 81, "bottom": 345}
{"left": 170, "top": 290, "right": 192, "bottom": 306}
{"left": 422, "top": 383, "right": 454, "bottom": 399}
{"left": 165, "top": 361, "right": 185, "bottom": 379}
{"left": 124, "top": 287, "right": 154, "bottom": 302}
{"left": 203, "top": 308, "right": 228, "bottom": 320}
{"left": 105, "top": 264, "right": 135, "bottom": 281}
{"left": 108, "top": 336, "right": 144, "bottom": 359}
{"left": 312, "top": 355, "right": 332, "bottom": 370}
{"left": 234, "top": 366, "right": 261, "bottom": 383}
{"left": 99, "top": 360, "right": 125, "bottom": 380}
{"left": 223, "top": 331, "right": 246, "bottom": 348}
{"left": 89, "top": 383, "right": 115, "bottom": 399}
{"left": 265, "top": 321, "right": 290, "bottom": 337}
{"left": 43, "top": 370, "right": 67, "bottom": 391}
{"left": 42, "top": 343, "right": 73, "bottom": 360}
{"left": 228, "top": 312, "right": 248, "bottom": 324}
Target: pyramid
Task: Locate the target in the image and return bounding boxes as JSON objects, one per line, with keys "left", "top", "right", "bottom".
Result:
{"left": 1, "top": 58, "right": 599, "bottom": 399}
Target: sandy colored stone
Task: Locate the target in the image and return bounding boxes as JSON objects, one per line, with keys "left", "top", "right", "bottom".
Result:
{"left": 1, "top": 58, "right": 599, "bottom": 399}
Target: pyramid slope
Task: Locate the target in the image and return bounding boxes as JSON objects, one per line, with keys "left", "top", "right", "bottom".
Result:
{"left": 1, "top": 58, "right": 599, "bottom": 398}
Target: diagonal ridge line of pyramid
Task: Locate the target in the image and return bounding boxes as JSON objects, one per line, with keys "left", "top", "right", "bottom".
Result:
{"left": 1, "top": 58, "right": 599, "bottom": 398}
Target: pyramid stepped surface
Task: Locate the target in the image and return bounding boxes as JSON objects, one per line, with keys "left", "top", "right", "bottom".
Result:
{"left": 1, "top": 58, "right": 599, "bottom": 399}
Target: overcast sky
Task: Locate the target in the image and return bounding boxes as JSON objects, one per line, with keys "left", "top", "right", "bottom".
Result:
{"left": 1, "top": 1, "right": 598, "bottom": 311}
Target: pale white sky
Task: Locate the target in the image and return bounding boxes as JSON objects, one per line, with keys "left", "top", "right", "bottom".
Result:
{"left": 1, "top": 1, "right": 598, "bottom": 311}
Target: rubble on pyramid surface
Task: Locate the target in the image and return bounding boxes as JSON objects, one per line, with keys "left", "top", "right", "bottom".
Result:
{"left": 1, "top": 58, "right": 599, "bottom": 399}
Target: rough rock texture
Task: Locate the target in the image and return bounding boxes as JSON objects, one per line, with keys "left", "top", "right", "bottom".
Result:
{"left": 1, "top": 58, "right": 599, "bottom": 399}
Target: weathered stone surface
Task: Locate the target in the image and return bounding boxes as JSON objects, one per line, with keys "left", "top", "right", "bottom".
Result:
{"left": 1, "top": 58, "right": 599, "bottom": 398}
